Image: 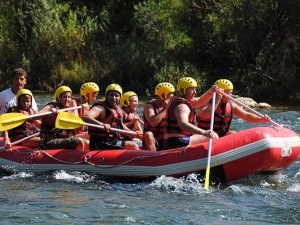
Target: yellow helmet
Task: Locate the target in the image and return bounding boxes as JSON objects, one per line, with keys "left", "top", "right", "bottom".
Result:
{"left": 214, "top": 79, "right": 233, "bottom": 91}
{"left": 105, "top": 83, "right": 123, "bottom": 96}
{"left": 120, "top": 91, "right": 137, "bottom": 107}
{"left": 155, "top": 82, "right": 175, "bottom": 100}
{"left": 17, "top": 89, "right": 33, "bottom": 101}
{"left": 80, "top": 82, "right": 99, "bottom": 99}
{"left": 177, "top": 77, "right": 198, "bottom": 95}
{"left": 54, "top": 86, "right": 72, "bottom": 102}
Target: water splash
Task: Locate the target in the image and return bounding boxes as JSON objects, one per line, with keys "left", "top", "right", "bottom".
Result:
{"left": 147, "top": 174, "right": 208, "bottom": 195}
{"left": 1, "top": 172, "right": 33, "bottom": 180}
{"left": 53, "top": 170, "right": 95, "bottom": 183}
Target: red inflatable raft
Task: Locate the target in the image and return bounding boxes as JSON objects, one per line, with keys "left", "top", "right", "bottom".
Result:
{"left": 0, "top": 126, "right": 299, "bottom": 183}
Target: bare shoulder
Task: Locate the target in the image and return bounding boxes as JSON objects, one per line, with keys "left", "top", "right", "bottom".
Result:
{"left": 90, "top": 104, "right": 105, "bottom": 112}
{"left": 175, "top": 102, "right": 190, "bottom": 112}
{"left": 144, "top": 102, "right": 155, "bottom": 111}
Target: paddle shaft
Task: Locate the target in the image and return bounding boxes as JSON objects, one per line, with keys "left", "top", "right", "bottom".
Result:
{"left": 30, "top": 105, "right": 84, "bottom": 120}
{"left": 222, "top": 93, "right": 282, "bottom": 127}
{"left": 0, "top": 132, "right": 40, "bottom": 151}
{"left": 84, "top": 122, "right": 137, "bottom": 136}
{"left": 204, "top": 92, "right": 216, "bottom": 190}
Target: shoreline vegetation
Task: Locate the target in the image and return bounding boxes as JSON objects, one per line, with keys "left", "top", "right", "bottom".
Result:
{"left": 1, "top": 1, "right": 300, "bottom": 101}
{"left": 32, "top": 91, "right": 300, "bottom": 111}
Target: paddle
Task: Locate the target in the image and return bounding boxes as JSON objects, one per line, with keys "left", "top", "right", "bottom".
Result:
{"left": 0, "top": 132, "right": 40, "bottom": 151}
{"left": 204, "top": 92, "right": 217, "bottom": 190}
{"left": 222, "top": 92, "right": 282, "bottom": 127}
{"left": 56, "top": 111, "right": 137, "bottom": 136}
{"left": 0, "top": 105, "right": 85, "bottom": 132}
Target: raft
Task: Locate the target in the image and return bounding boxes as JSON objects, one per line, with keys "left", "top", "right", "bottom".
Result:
{"left": 0, "top": 126, "right": 299, "bottom": 183}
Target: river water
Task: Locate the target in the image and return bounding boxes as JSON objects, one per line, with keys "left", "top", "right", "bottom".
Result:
{"left": 0, "top": 94, "right": 299, "bottom": 225}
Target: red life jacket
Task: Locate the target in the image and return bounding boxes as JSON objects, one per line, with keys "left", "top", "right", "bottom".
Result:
{"left": 124, "top": 110, "right": 137, "bottom": 129}
{"left": 142, "top": 99, "right": 165, "bottom": 142}
{"left": 197, "top": 101, "right": 233, "bottom": 137}
{"left": 88, "top": 100, "right": 127, "bottom": 140}
{"left": 40, "top": 102, "right": 70, "bottom": 139}
{"left": 7, "top": 106, "right": 39, "bottom": 141}
{"left": 165, "top": 96, "right": 195, "bottom": 136}
{"left": 73, "top": 97, "right": 83, "bottom": 117}
{"left": 72, "top": 97, "right": 89, "bottom": 132}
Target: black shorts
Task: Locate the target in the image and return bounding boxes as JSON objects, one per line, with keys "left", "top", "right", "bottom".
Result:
{"left": 165, "top": 136, "right": 190, "bottom": 149}
{"left": 90, "top": 136, "right": 126, "bottom": 151}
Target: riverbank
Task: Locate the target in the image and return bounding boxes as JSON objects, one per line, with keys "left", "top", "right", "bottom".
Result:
{"left": 269, "top": 99, "right": 300, "bottom": 111}
{"left": 32, "top": 91, "right": 300, "bottom": 111}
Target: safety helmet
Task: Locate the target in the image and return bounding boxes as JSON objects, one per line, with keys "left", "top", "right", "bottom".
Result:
{"left": 105, "top": 83, "right": 123, "bottom": 96}
{"left": 120, "top": 91, "right": 137, "bottom": 107}
{"left": 80, "top": 82, "right": 99, "bottom": 100}
{"left": 155, "top": 82, "right": 175, "bottom": 100}
{"left": 214, "top": 79, "right": 234, "bottom": 91}
{"left": 54, "top": 86, "right": 72, "bottom": 102}
{"left": 177, "top": 77, "right": 198, "bottom": 95}
{"left": 17, "top": 89, "right": 33, "bottom": 101}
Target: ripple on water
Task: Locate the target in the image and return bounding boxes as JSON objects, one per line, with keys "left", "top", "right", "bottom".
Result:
{"left": 0, "top": 103, "right": 299, "bottom": 225}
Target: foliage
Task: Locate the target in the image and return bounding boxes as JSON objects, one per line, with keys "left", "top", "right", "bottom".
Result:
{"left": 0, "top": 0, "right": 299, "bottom": 100}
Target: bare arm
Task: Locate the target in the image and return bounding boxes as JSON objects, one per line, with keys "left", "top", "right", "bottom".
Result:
{"left": 124, "top": 114, "right": 143, "bottom": 133}
{"left": 143, "top": 103, "right": 167, "bottom": 127}
{"left": 82, "top": 105, "right": 105, "bottom": 126}
{"left": 174, "top": 104, "right": 209, "bottom": 136}
{"left": 197, "top": 95, "right": 222, "bottom": 120}
{"left": 69, "top": 99, "right": 79, "bottom": 116}
{"left": 190, "top": 85, "right": 218, "bottom": 108}
{"left": 32, "top": 104, "right": 55, "bottom": 120}
{"left": 38, "top": 104, "right": 54, "bottom": 114}
{"left": 233, "top": 103, "right": 271, "bottom": 123}
{"left": 3, "top": 130, "right": 11, "bottom": 149}
{"left": 134, "top": 115, "right": 143, "bottom": 133}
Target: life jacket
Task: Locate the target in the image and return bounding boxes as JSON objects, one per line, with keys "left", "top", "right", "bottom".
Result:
{"left": 88, "top": 100, "right": 127, "bottom": 140}
{"left": 197, "top": 101, "right": 233, "bottom": 137}
{"left": 7, "top": 106, "right": 39, "bottom": 141}
{"left": 40, "top": 102, "right": 70, "bottom": 140}
{"left": 124, "top": 111, "right": 137, "bottom": 129}
{"left": 142, "top": 99, "right": 165, "bottom": 142}
{"left": 165, "top": 96, "right": 195, "bottom": 136}
{"left": 72, "top": 97, "right": 83, "bottom": 117}
{"left": 72, "top": 97, "right": 89, "bottom": 132}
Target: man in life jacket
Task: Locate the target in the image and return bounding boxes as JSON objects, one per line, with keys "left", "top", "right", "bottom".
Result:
{"left": 71, "top": 82, "right": 100, "bottom": 118}
{"left": 164, "top": 77, "right": 219, "bottom": 150}
{"left": 142, "top": 82, "right": 175, "bottom": 151}
{"left": 3, "top": 89, "right": 41, "bottom": 149}
{"left": 83, "top": 83, "right": 139, "bottom": 150}
{"left": 39, "top": 86, "right": 87, "bottom": 150}
{"left": 120, "top": 91, "right": 143, "bottom": 147}
{"left": 197, "top": 79, "right": 271, "bottom": 137}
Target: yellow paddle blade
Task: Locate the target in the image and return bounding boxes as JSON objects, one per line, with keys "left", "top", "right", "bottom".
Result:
{"left": 0, "top": 112, "right": 30, "bottom": 131}
{"left": 204, "top": 165, "right": 211, "bottom": 190}
{"left": 55, "top": 112, "right": 84, "bottom": 130}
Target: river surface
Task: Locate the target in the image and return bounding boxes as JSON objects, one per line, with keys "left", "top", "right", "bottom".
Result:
{"left": 0, "top": 94, "right": 299, "bottom": 225}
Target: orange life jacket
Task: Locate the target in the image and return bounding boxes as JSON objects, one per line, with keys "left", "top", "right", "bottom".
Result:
{"left": 124, "top": 111, "right": 137, "bottom": 129}
{"left": 7, "top": 106, "right": 39, "bottom": 142}
{"left": 197, "top": 101, "right": 233, "bottom": 137}
{"left": 40, "top": 102, "right": 70, "bottom": 139}
{"left": 73, "top": 97, "right": 83, "bottom": 117}
{"left": 72, "top": 97, "right": 89, "bottom": 132}
{"left": 165, "top": 96, "right": 195, "bottom": 136}
{"left": 88, "top": 100, "right": 127, "bottom": 140}
{"left": 142, "top": 99, "right": 165, "bottom": 142}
